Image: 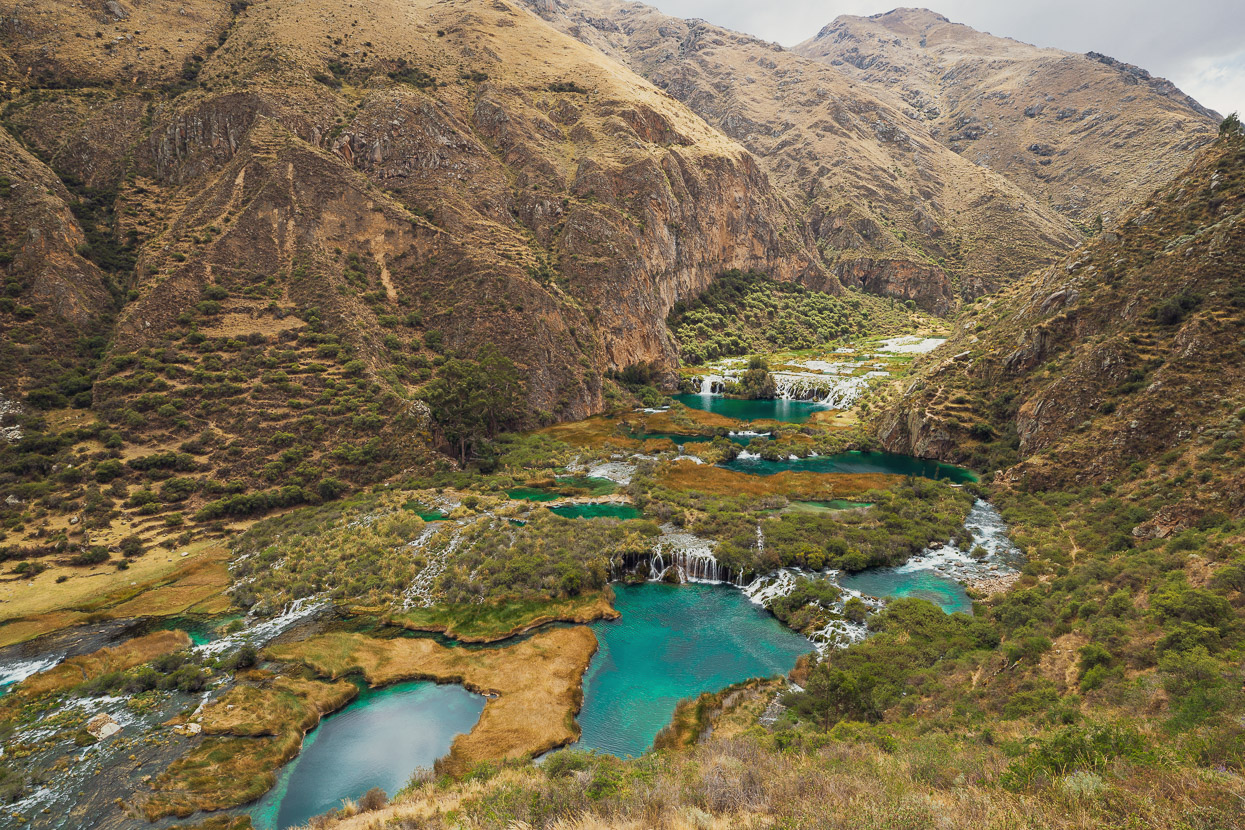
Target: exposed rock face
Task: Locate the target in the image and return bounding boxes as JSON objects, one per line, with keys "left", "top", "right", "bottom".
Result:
{"left": 518, "top": 0, "right": 1084, "bottom": 308}
{"left": 876, "top": 134, "right": 1245, "bottom": 506}
{"left": 796, "top": 8, "right": 1219, "bottom": 227}
{"left": 832, "top": 258, "right": 956, "bottom": 316}
{"left": 2, "top": 0, "right": 825, "bottom": 423}
{"left": 0, "top": 127, "right": 115, "bottom": 395}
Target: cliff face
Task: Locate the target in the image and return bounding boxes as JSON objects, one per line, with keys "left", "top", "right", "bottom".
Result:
{"left": 1, "top": 0, "right": 825, "bottom": 424}
{"left": 0, "top": 127, "right": 116, "bottom": 398}
{"left": 796, "top": 8, "right": 1219, "bottom": 227}
{"left": 876, "top": 132, "right": 1245, "bottom": 512}
{"left": 518, "top": 0, "right": 1084, "bottom": 309}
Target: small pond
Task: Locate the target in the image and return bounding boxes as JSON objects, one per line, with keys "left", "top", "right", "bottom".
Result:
{"left": 722, "top": 449, "right": 977, "bottom": 483}
{"left": 839, "top": 568, "right": 973, "bottom": 615}
{"left": 549, "top": 504, "right": 642, "bottom": 520}
{"left": 573, "top": 582, "right": 811, "bottom": 758}
{"left": 251, "top": 680, "right": 485, "bottom": 830}
{"left": 672, "top": 393, "right": 829, "bottom": 424}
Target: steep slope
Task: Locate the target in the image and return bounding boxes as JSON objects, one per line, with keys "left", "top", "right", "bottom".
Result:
{"left": 2, "top": 0, "right": 824, "bottom": 411}
{"left": 796, "top": 8, "right": 1219, "bottom": 227}
{"left": 877, "top": 126, "right": 1245, "bottom": 522}
{"left": 522, "top": 0, "right": 1083, "bottom": 309}
{"left": 0, "top": 0, "right": 827, "bottom": 551}
{"left": 0, "top": 128, "right": 116, "bottom": 407}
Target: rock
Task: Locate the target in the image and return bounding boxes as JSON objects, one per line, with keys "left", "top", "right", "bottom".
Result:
{"left": 86, "top": 713, "right": 121, "bottom": 740}
{"left": 105, "top": 1, "right": 129, "bottom": 20}
{"left": 173, "top": 722, "right": 202, "bottom": 736}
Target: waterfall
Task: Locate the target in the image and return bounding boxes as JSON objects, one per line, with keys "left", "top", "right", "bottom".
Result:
{"left": 649, "top": 551, "right": 665, "bottom": 580}
{"left": 697, "top": 375, "right": 726, "bottom": 395}
{"left": 649, "top": 524, "right": 734, "bottom": 583}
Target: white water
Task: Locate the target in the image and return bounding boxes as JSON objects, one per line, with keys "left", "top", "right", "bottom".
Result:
{"left": 742, "top": 568, "right": 878, "bottom": 652}
{"left": 195, "top": 597, "right": 326, "bottom": 656}
{"left": 692, "top": 357, "right": 886, "bottom": 409}
{"left": 738, "top": 500, "right": 1021, "bottom": 651}
{"left": 647, "top": 525, "right": 742, "bottom": 585}
{"left": 892, "top": 500, "right": 1022, "bottom": 581}
{"left": 877, "top": 336, "right": 947, "bottom": 354}
{"left": 402, "top": 525, "right": 451, "bottom": 609}
{"left": 584, "top": 460, "right": 638, "bottom": 485}
{"left": 0, "top": 655, "right": 65, "bottom": 691}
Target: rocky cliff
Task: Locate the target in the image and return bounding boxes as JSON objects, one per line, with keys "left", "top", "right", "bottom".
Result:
{"left": 1, "top": 0, "right": 826, "bottom": 428}
{"left": 796, "top": 8, "right": 1219, "bottom": 227}
{"left": 520, "top": 0, "right": 1091, "bottom": 308}
{"left": 877, "top": 128, "right": 1245, "bottom": 519}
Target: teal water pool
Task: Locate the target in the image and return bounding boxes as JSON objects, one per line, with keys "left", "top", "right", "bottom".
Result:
{"left": 788, "top": 499, "right": 874, "bottom": 512}
{"left": 672, "top": 394, "right": 828, "bottom": 423}
{"left": 839, "top": 568, "right": 973, "bottom": 615}
{"left": 722, "top": 449, "right": 977, "bottom": 483}
{"left": 548, "top": 504, "right": 642, "bottom": 520}
{"left": 554, "top": 476, "right": 618, "bottom": 496}
{"left": 152, "top": 614, "right": 244, "bottom": 646}
{"left": 507, "top": 487, "right": 561, "bottom": 502}
{"left": 251, "top": 681, "right": 485, "bottom": 830}
{"left": 573, "top": 582, "right": 811, "bottom": 758}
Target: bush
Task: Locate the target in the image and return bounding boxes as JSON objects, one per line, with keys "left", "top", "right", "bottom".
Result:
{"left": 70, "top": 547, "right": 110, "bottom": 566}
{"left": 1001, "top": 723, "right": 1151, "bottom": 789}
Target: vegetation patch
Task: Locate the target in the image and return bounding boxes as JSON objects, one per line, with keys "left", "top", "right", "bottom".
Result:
{"left": 386, "top": 591, "right": 618, "bottom": 642}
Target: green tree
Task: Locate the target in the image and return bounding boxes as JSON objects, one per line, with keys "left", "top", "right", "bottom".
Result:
{"left": 420, "top": 344, "right": 526, "bottom": 462}
{"left": 736, "top": 356, "right": 776, "bottom": 399}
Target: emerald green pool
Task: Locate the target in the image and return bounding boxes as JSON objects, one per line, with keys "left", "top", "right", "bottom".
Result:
{"left": 507, "top": 487, "right": 560, "bottom": 502}
{"left": 672, "top": 394, "right": 827, "bottom": 423}
{"left": 153, "top": 614, "right": 243, "bottom": 646}
{"left": 723, "top": 449, "right": 977, "bottom": 483}
{"left": 402, "top": 500, "right": 448, "bottom": 521}
{"left": 788, "top": 500, "right": 874, "bottom": 513}
{"left": 549, "top": 504, "right": 642, "bottom": 520}
{"left": 554, "top": 475, "right": 618, "bottom": 496}
{"left": 839, "top": 569, "right": 973, "bottom": 615}
{"left": 251, "top": 680, "right": 484, "bottom": 830}
{"left": 574, "top": 583, "right": 811, "bottom": 758}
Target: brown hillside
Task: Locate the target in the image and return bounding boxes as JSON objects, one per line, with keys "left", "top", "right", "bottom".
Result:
{"left": 876, "top": 129, "right": 1245, "bottom": 520}
{"left": 796, "top": 8, "right": 1219, "bottom": 227}
{"left": 521, "top": 0, "right": 1085, "bottom": 308}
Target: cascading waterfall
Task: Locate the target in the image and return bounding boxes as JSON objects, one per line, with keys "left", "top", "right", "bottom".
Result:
{"left": 697, "top": 375, "right": 726, "bottom": 395}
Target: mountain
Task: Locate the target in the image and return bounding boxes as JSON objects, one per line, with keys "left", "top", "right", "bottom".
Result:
{"left": 522, "top": 0, "right": 1087, "bottom": 309}
{"left": 0, "top": 0, "right": 834, "bottom": 478}
{"left": 795, "top": 8, "right": 1219, "bottom": 227}
{"left": 876, "top": 126, "right": 1245, "bottom": 520}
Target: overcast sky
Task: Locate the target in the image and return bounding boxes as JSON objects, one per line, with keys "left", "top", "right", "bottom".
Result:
{"left": 644, "top": 0, "right": 1245, "bottom": 118}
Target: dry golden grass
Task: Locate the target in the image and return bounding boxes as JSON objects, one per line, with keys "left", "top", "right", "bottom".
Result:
{"left": 194, "top": 674, "right": 358, "bottom": 737}
{"left": 0, "top": 541, "right": 232, "bottom": 645}
{"left": 12, "top": 629, "right": 191, "bottom": 699}
{"left": 659, "top": 460, "right": 898, "bottom": 500}
{"left": 266, "top": 626, "right": 598, "bottom": 775}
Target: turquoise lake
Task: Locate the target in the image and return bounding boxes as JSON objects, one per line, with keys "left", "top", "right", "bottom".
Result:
{"left": 672, "top": 393, "right": 828, "bottom": 423}
{"left": 839, "top": 568, "right": 973, "bottom": 615}
{"left": 722, "top": 449, "right": 977, "bottom": 483}
{"left": 251, "top": 680, "right": 485, "bottom": 830}
{"left": 573, "top": 582, "right": 812, "bottom": 758}
{"left": 549, "top": 504, "right": 642, "bottom": 520}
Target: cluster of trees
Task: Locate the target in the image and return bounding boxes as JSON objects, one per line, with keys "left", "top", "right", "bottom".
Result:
{"left": 667, "top": 270, "right": 908, "bottom": 364}
{"left": 421, "top": 344, "right": 526, "bottom": 463}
